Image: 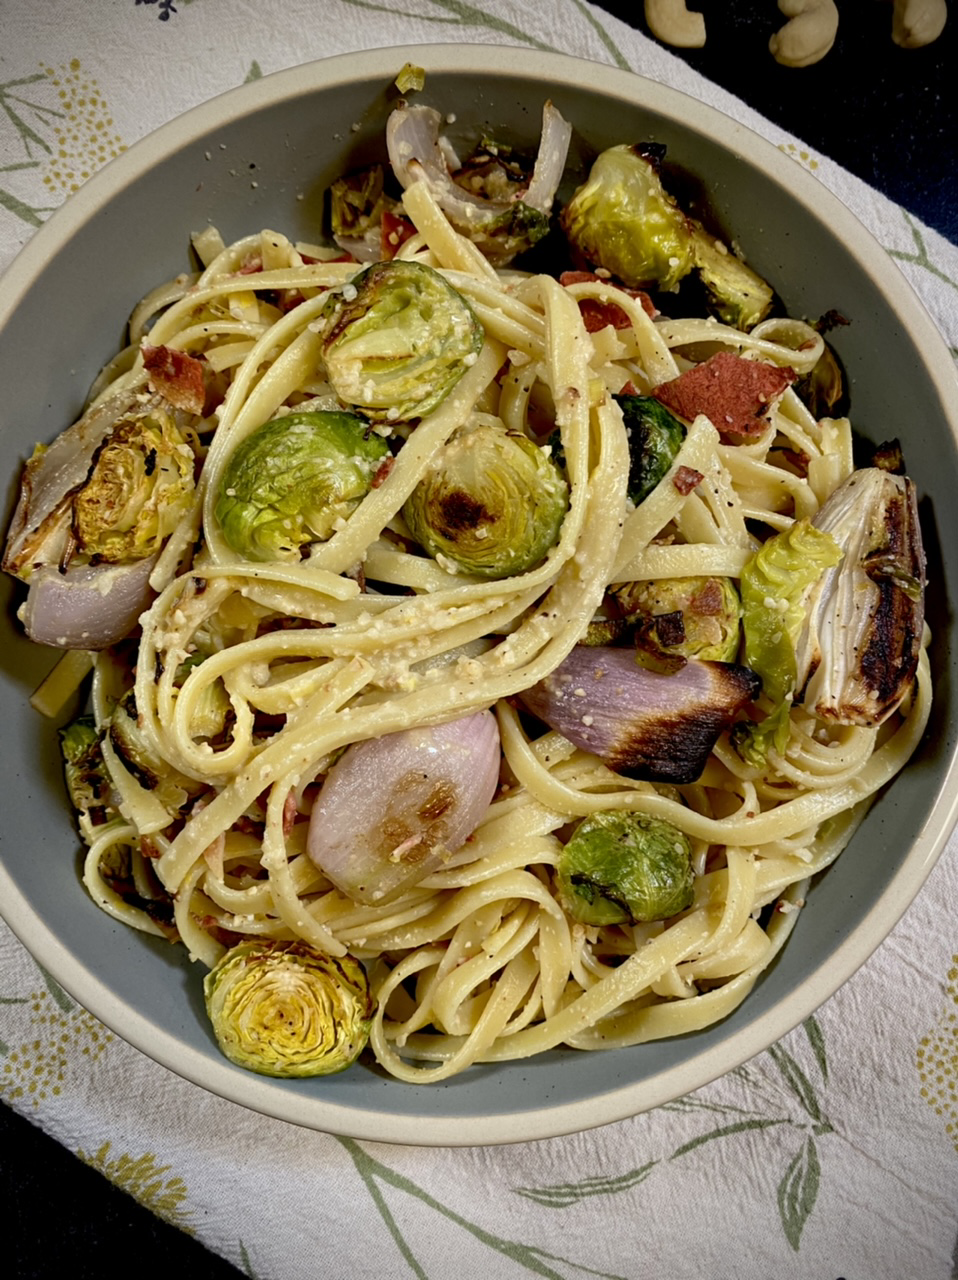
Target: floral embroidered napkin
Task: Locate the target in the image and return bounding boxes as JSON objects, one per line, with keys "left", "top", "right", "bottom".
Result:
{"left": 2, "top": 3, "right": 958, "bottom": 1277}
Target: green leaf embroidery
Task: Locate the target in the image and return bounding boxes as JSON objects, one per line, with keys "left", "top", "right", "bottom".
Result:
{"left": 337, "top": 1135, "right": 627, "bottom": 1279}
{"left": 886, "top": 209, "right": 958, "bottom": 298}
{"left": 568, "top": 0, "right": 630, "bottom": 70}
{"left": 238, "top": 1240, "right": 262, "bottom": 1279}
{"left": 802, "top": 1015, "right": 828, "bottom": 1084}
{"left": 767, "top": 1043, "right": 832, "bottom": 1132}
{"left": 777, "top": 1136, "right": 821, "bottom": 1251}
{"left": 36, "top": 961, "right": 75, "bottom": 1012}
{"left": 669, "top": 1116, "right": 788, "bottom": 1159}
{"left": 514, "top": 1161, "right": 657, "bottom": 1207}
{"left": 245, "top": 61, "right": 263, "bottom": 83}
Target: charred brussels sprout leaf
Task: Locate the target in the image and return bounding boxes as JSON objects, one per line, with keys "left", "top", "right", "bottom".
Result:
{"left": 204, "top": 940, "right": 375, "bottom": 1078}
{"left": 330, "top": 165, "right": 389, "bottom": 243}
{"left": 612, "top": 576, "right": 742, "bottom": 662}
{"left": 559, "top": 144, "right": 694, "bottom": 291}
{"left": 321, "top": 260, "right": 483, "bottom": 423}
{"left": 689, "top": 222, "right": 774, "bottom": 332}
{"left": 214, "top": 411, "right": 388, "bottom": 561}
{"left": 557, "top": 811, "right": 694, "bottom": 926}
{"left": 73, "top": 407, "right": 197, "bottom": 563}
{"left": 615, "top": 394, "right": 686, "bottom": 504}
{"left": 59, "top": 716, "right": 114, "bottom": 828}
{"left": 402, "top": 419, "right": 568, "bottom": 579}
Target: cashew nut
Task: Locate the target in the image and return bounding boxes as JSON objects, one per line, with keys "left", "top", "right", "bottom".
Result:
{"left": 892, "top": 0, "right": 948, "bottom": 47}
{"left": 769, "top": 0, "right": 839, "bottom": 67}
{"left": 644, "top": 0, "right": 707, "bottom": 49}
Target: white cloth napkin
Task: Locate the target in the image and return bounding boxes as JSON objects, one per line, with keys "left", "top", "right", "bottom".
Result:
{"left": 2, "top": 3, "right": 958, "bottom": 1277}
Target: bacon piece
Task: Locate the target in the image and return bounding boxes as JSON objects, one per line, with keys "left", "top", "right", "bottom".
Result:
{"left": 559, "top": 270, "right": 656, "bottom": 332}
{"left": 371, "top": 455, "right": 396, "bottom": 488}
{"left": 381, "top": 208, "right": 417, "bottom": 260}
{"left": 142, "top": 344, "right": 206, "bottom": 415}
{"left": 653, "top": 350, "right": 796, "bottom": 439}
{"left": 672, "top": 465, "right": 703, "bottom": 495}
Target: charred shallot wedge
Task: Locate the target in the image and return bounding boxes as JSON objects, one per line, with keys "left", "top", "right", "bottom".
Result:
{"left": 795, "top": 467, "right": 926, "bottom": 726}
{"left": 520, "top": 645, "right": 761, "bottom": 785}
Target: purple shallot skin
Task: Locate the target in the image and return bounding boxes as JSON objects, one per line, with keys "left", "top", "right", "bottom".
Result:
{"left": 521, "top": 645, "right": 760, "bottom": 785}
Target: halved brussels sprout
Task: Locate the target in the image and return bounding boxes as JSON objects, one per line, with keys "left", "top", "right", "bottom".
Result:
{"left": 689, "top": 222, "right": 774, "bottom": 332}
{"left": 214, "top": 410, "right": 388, "bottom": 561}
{"left": 557, "top": 810, "right": 694, "bottom": 926}
{"left": 612, "top": 576, "right": 742, "bottom": 662}
{"left": 321, "top": 260, "right": 483, "bottom": 423}
{"left": 402, "top": 419, "right": 568, "bottom": 579}
{"left": 204, "top": 940, "right": 375, "bottom": 1078}
{"left": 72, "top": 407, "right": 198, "bottom": 564}
{"left": 615, "top": 394, "right": 686, "bottom": 505}
{"left": 59, "top": 716, "right": 115, "bottom": 831}
{"left": 559, "top": 144, "right": 694, "bottom": 291}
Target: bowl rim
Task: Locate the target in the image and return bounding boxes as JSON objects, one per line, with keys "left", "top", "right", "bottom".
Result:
{"left": 2, "top": 41, "right": 957, "bottom": 1147}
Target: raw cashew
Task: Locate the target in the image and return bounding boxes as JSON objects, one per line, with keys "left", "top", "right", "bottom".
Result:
{"left": 892, "top": 0, "right": 948, "bottom": 47}
{"left": 769, "top": 0, "right": 839, "bottom": 66}
{"left": 644, "top": 0, "right": 707, "bottom": 48}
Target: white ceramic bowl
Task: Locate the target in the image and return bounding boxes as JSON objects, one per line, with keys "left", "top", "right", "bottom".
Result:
{"left": 2, "top": 45, "right": 957, "bottom": 1146}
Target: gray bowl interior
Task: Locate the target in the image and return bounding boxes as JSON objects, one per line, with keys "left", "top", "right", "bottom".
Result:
{"left": 1, "top": 46, "right": 957, "bottom": 1144}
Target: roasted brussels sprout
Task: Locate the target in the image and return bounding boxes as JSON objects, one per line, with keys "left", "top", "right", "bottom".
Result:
{"left": 329, "top": 164, "right": 392, "bottom": 262}
{"left": 59, "top": 716, "right": 115, "bottom": 831}
{"left": 689, "top": 222, "right": 774, "bottom": 332}
{"left": 321, "top": 260, "right": 483, "bottom": 423}
{"left": 612, "top": 576, "right": 742, "bottom": 662}
{"left": 402, "top": 419, "right": 568, "bottom": 579}
{"left": 72, "top": 407, "right": 198, "bottom": 564}
{"left": 557, "top": 810, "right": 694, "bottom": 926}
{"left": 733, "top": 518, "right": 843, "bottom": 763}
{"left": 204, "top": 940, "right": 375, "bottom": 1078}
{"left": 559, "top": 144, "right": 694, "bottom": 291}
{"left": 214, "top": 410, "right": 388, "bottom": 561}
{"left": 615, "top": 394, "right": 686, "bottom": 505}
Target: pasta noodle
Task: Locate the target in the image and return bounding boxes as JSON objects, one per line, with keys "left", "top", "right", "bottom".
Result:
{"left": 16, "top": 117, "right": 931, "bottom": 1086}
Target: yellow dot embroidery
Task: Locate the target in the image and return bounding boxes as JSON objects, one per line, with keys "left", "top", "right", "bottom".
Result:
{"left": 917, "top": 953, "right": 958, "bottom": 1151}
{"left": 778, "top": 141, "right": 820, "bottom": 172}
{"left": 0, "top": 990, "right": 113, "bottom": 1108}
{"left": 38, "top": 60, "right": 126, "bottom": 196}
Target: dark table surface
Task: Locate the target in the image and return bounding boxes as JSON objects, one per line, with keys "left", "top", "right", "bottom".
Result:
{"left": 5, "top": 4, "right": 956, "bottom": 1277}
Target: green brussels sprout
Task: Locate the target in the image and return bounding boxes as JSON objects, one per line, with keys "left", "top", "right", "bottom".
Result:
{"left": 689, "top": 222, "right": 774, "bottom": 333}
{"left": 204, "top": 939, "right": 375, "bottom": 1078}
{"left": 615, "top": 394, "right": 686, "bottom": 505}
{"left": 559, "top": 144, "right": 694, "bottom": 291}
{"left": 214, "top": 410, "right": 388, "bottom": 561}
{"left": 59, "top": 716, "right": 115, "bottom": 830}
{"left": 557, "top": 811, "right": 694, "bottom": 927}
{"left": 733, "top": 518, "right": 843, "bottom": 764}
{"left": 402, "top": 419, "right": 568, "bottom": 579}
{"left": 321, "top": 260, "right": 483, "bottom": 423}
{"left": 72, "top": 407, "right": 197, "bottom": 564}
{"left": 612, "top": 576, "right": 742, "bottom": 662}
{"left": 329, "top": 164, "right": 389, "bottom": 244}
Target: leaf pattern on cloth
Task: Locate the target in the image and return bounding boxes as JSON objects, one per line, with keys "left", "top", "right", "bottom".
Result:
{"left": 340, "top": 0, "right": 630, "bottom": 69}
{"left": 513, "top": 1017, "right": 832, "bottom": 1252}
{"left": 76, "top": 1140, "right": 195, "bottom": 1232}
{"left": 0, "top": 964, "right": 113, "bottom": 1107}
{"left": 916, "top": 954, "right": 958, "bottom": 1152}
{"left": 336, "top": 1135, "right": 628, "bottom": 1279}
{"left": 0, "top": 60, "right": 125, "bottom": 227}
{"left": 886, "top": 210, "right": 958, "bottom": 311}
